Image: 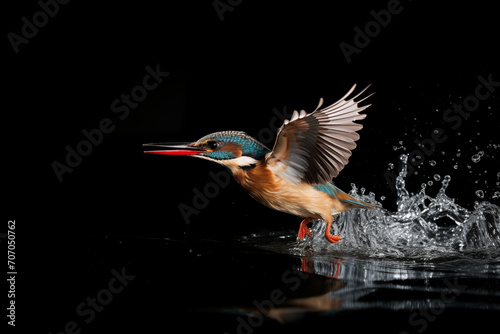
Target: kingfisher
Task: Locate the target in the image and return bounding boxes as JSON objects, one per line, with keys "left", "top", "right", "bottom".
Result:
{"left": 144, "top": 84, "right": 376, "bottom": 243}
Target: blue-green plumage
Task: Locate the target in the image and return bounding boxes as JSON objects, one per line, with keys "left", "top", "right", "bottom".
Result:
{"left": 204, "top": 151, "right": 237, "bottom": 160}
{"left": 312, "top": 184, "right": 338, "bottom": 197}
{"left": 313, "top": 183, "right": 372, "bottom": 209}
{"left": 198, "top": 131, "right": 271, "bottom": 160}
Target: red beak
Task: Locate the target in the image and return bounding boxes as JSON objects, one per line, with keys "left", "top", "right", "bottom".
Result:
{"left": 143, "top": 142, "right": 207, "bottom": 156}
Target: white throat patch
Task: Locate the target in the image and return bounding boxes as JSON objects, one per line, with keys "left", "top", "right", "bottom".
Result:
{"left": 219, "top": 156, "right": 259, "bottom": 167}
{"left": 193, "top": 155, "right": 259, "bottom": 170}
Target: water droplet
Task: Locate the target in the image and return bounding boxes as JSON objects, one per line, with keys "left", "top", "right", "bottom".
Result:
{"left": 472, "top": 154, "right": 481, "bottom": 163}
{"left": 497, "top": 172, "right": 500, "bottom": 178}
{"left": 478, "top": 151, "right": 484, "bottom": 157}
{"left": 475, "top": 190, "right": 484, "bottom": 198}
{"left": 380, "top": 196, "right": 386, "bottom": 200}
{"left": 429, "top": 160, "right": 436, "bottom": 166}
{"left": 428, "top": 180, "right": 433, "bottom": 186}
{"left": 393, "top": 146, "right": 398, "bottom": 150}
{"left": 388, "top": 163, "right": 394, "bottom": 170}
{"left": 456, "top": 152, "right": 461, "bottom": 157}
{"left": 434, "top": 174, "right": 441, "bottom": 181}
{"left": 453, "top": 164, "right": 458, "bottom": 169}
{"left": 438, "top": 175, "right": 451, "bottom": 195}
{"left": 493, "top": 191, "right": 500, "bottom": 199}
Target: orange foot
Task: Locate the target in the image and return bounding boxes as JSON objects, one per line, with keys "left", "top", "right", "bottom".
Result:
{"left": 325, "top": 220, "right": 342, "bottom": 243}
{"left": 297, "top": 218, "right": 312, "bottom": 240}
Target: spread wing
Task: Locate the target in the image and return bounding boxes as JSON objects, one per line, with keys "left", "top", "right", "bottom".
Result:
{"left": 268, "top": 84, "right": 373, "bottom": 185}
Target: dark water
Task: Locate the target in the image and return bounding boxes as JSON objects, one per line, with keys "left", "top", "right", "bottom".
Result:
{"left": 37, "top": 151, "right": 500, "bottom": 334}
{"left": 35, "top": 232, "right": 497, "bottom": 334}
{"left": 39, "top": 229, "right": 497, "bottom": 334}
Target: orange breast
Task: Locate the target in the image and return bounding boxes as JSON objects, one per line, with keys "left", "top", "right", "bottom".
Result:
{"left": 232, "top": 164, "right": 338, "bottom": 222}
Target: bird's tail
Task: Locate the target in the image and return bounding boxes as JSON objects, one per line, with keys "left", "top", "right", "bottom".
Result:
{"left": 314, "top": 183, "right": 377, "bottom": 210}
{"left": 330, "top": 184, "right": 376, "bottom": 210}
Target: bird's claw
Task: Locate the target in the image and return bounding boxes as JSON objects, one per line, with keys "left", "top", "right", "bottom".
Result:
{"left": 297, "top": 218, "right": 342, "bottom": 243}
{"left": 325, "top": 220, "right": 342, "bottom": 243}
{"left": 325, "top": 232, "right": 342, "bottom": 243}
{"left": 297, "top": 225, "right": 312, "bottom": 239}
{"left": 297, "top": 218, "right": 312, "bottom": 240}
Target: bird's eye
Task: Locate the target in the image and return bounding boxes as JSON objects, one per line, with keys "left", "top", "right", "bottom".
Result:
{"left": 208, "top": 141, "right": 219, "bottom": 150}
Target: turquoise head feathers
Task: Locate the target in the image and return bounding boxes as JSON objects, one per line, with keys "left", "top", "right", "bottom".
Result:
{"left": 194, "top": 131, "right": 271, "bottom": 161}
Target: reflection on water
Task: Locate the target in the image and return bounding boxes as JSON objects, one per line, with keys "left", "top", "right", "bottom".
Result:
{"left": 239, "top": 234, "right": 500, "bottom": 324}
{"left": 299, "top": 255, "right": 500, "bottom": 311}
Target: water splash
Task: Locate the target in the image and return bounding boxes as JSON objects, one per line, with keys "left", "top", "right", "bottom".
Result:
{"left": 296, "top": 154, "right": 500, "bottom": 259}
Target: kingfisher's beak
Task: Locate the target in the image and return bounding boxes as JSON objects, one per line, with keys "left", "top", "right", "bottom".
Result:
{"left": 143, "top": 142, "right": 208, "bottom": 155}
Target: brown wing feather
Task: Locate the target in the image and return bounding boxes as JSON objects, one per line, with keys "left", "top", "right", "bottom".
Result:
{"left": 269, "top": 84, "right": 373, "bottom": 185}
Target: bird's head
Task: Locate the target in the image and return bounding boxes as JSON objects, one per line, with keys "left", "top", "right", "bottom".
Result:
{"left": 144, "top": 131, "right": 271, "bottom": 170}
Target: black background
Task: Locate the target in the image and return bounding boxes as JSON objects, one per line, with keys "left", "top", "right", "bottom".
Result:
{"left": 5, "top": 0, "right": 500, "bottom": 333}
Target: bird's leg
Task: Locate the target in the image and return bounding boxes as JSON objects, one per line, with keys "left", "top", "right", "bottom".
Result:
{"left": 325, "top": 219, "right": 341, "bottom": 243}
{"left": 297, "top": 218, "right": 312, "bottom": 240}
